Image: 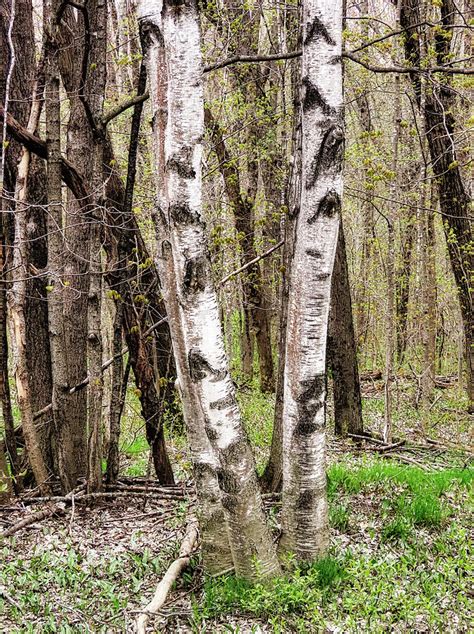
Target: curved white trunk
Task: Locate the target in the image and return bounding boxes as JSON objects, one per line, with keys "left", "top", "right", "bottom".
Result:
{"left": 138, "top": 0, "right": 280, "bottom": 579}
{"left": 281, "top": 0, "right": 343, "bottom": 559}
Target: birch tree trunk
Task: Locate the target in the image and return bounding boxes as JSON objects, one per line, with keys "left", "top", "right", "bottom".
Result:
{"left": 280, "top": 0, "right": 343, "bottom": 560}
{"left": 138, "top": 0, "right": 280, "bottom": 579}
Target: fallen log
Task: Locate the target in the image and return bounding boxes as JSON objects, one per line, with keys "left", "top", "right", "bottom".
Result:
{"left": 136, "top": 520, "right": 199, "bottom": 634}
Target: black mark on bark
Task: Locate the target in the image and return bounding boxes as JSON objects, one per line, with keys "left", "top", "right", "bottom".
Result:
{"left": 189, "top": 349, "right": 226, "bottom": 383}
{"left": 183, "top": 256, "right": 207, "bottom": 294}
{"left": 294, "top": 373, "right": 326, "bottom": 437}
{"left": 306, "top": 248, "right": 323, "bottom": 258}
{"left": 302, "top": 77, "right": 335, "bottom": 116}
{"left": 305, "top": 15, "right": 336, "bottom": 46}
{"left": 166, "top": 147, "right": 195, "bottom": 178}
{"left": 296, "top": 489, "right": 315, "bottom": 510}
{"left": 306, "top": 126, "right": 344, "bottom": 189}
{"left": 307, "top": 190, "right": 341, "bottom": 223}
{"left": 170, "top": 202, "right": 202, "bottom": 225}
{"left": 210, "top": 394, "right": 236, "bottom": 410}
{"left": 140, "top": 21, "right": 164, "bottom": 48}
{"left": 204, "top": 424, "right": 218, "bottom": 443}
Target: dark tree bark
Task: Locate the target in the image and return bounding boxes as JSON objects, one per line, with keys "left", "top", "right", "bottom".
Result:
{"left": 401, "top": 0, "right": 473, "bottom": 411}
{"left": 328, "top": 218, "right": 363, "bottom": 437}
{"left": 1, "top": 0, "right": 53, "bottom": 473}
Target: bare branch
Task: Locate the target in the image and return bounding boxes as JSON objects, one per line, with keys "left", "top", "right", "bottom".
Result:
{"left": 218, "top": 240, "right": 284, "bottom": 287}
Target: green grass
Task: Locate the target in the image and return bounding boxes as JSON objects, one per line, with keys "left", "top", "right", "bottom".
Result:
{"left": 196, "top": 522, "right": 472, "bottom": 633}
{"left": 194, "top": 459, "right": 472, "bottom": 631}
{"left": 327, "top": 459, "right": 472, "bottom": 498}
{"left": 329, "top": 502, "right": 351, "bottom": 532}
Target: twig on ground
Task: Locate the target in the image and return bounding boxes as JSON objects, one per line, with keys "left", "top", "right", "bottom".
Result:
{"left": 20, "top": 490, "right": 187, "bottom": 505}
{"left": 136, "top": 520, "right": 199, "bottom": 634}
{"left": 1, "top": 505, "right": 65, "bottom": 538}
{"left": 0, "top": 585, "right": 23, "bottom": 610}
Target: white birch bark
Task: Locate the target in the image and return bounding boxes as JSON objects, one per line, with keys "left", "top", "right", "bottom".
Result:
{"left": 137, "top": 0, "right": 280, "bottom": 579}
{"left": 280, "top": 0, "right": 343, "bottom": 560}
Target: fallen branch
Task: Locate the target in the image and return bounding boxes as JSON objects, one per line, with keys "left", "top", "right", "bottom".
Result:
{"left": 348, "top": 433, "right": 387, "bottom": 446}
{"left": 1, "top": 505, "right": 65, "bottom": 539}
{"left": 105, "top": 484, "right": 186, "bottom": 497}
{"left": 19, "top": 491, "right": 181, "bottom": 505}
{"left": 0, "top": 585, "right": 22, "bottom": 610}
{"left": 136, "top": 520, "right": 199, "bottom": 634}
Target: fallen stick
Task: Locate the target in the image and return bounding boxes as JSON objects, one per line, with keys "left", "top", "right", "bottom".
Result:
{"left": 1, "top": 505, "right": 65, "bottom": 539}
{"left": 0, "top": 585, "right": 23, "bottom": 610}
{"left": 136, "top": 520, "right": 199, "bottom": 634}
{"left": 348, "top": 433, "right": 386, "bottom": 446}
{"left": 106, "top": 484, "right": 186, "bottom": 497}
{"left": 19, "top": 491, "right": 180, "bottom": 505}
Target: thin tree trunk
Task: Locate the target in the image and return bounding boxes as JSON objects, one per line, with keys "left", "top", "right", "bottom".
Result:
{"left": 383, "top": 3, "right": 402, "bottom": 445}
{"left": 280, "top": 0, "right": 343, "bottom": 560}
{"left": 138, "top": 0, "right": 280, "bottom": 579}
{"left": 85, "top": 0, "right": 107, "bottom": 493}
{"left": 105, "top": 298, "right": 124, "bottom": 484}
{"left": 0, "top": 213, "right": 18, "bottom": 485}
{"left": 395, "top": 207, "right": 415, "bottom": 364}
{"left": 420, "top": 184, "right": 437, "bottom": 407}
{"left": 260, "top": 60, "right": 302, "bottom": 492}
{"left": 0, "top": 440, "right": 11, "bottom": 502}
{"left": 45, "top": 0, "right": 77, "bottom": 493}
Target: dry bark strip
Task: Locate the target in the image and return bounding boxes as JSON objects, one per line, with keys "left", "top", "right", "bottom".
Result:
{"left": 1, "top": 505, "right": 65, "bottom": 539}
{"left": 136, "top": 520, "right": 199, "bottom": 634}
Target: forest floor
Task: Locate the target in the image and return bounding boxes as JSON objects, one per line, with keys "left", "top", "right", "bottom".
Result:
{"left": 1, "top": 377, "right": 473, "bottom": 633}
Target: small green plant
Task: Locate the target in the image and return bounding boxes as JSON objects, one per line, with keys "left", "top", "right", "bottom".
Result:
{"left": 403, "top": 493, "right": 445, "bottom": 527}
{"left": 330, "top": 502, "right": 350, "bottom": 532}
{"left": 381, "top": 517, "right": 411, "bottom": 542}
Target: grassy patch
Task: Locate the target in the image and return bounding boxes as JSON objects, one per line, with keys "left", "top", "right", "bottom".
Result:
{"left": 195, "top": 459, "right": 472, "bottom": 632}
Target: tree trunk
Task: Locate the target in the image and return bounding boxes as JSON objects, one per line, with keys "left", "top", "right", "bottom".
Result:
{"left": 260, "top": 61, "right": 302, "bottom": 492}
{"left": 395, "top": 207, "right": 415, "bottom": 365}
{"left": 138, "top": 0, "right": 280, "bottom": 580}
{"left": 85, "top": 0, "right": 108, "bottom": 493}
{"left": 0, "top": 211, "right": 19, "bottom": 485}
{"left": 401, "top": 0, "right": 473, "bottom": 411}
{"left": 8, "top": 50, "right": 54, "bottom": 491}
{"left": 1, "top": 0, "right": 53, "bottom": 476}
{"left": 280, "top": 0, "right": 343, "bottom": 560}
{"left": 45, "top": 0, "right": 78, "bottom": 493}
{"left": 420, "top": 184, "right": 437, "bottom": 407}
{"left": 0, "top": 440, "right": 11, "bottom": 503}
{"left": 328, "top": 218, "right": 363, "bottom": 436}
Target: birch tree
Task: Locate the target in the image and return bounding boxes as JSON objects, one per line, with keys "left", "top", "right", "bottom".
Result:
{"left": 280, "top": 0, "right": 343, "bottom": 559}
{"left": 137, "top": 0, "right": 280, "bottom": 579}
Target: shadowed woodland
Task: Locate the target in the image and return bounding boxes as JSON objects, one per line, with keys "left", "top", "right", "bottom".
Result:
{"left": 0, "top": 0, "right": 473, "bottom": 631}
